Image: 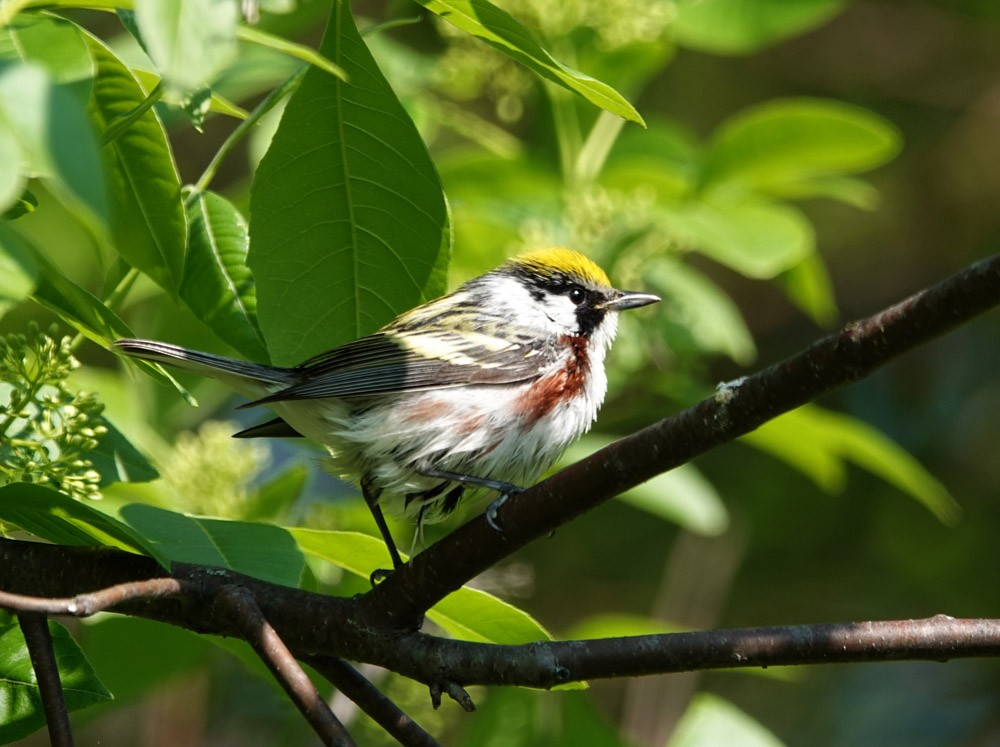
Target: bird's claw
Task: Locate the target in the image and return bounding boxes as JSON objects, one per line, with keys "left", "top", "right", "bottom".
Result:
{"left": 369, "top": 567, "right": 393, "bottom": 586}
{"left": 486, "top": 488, "right": 523, "bottom": 531}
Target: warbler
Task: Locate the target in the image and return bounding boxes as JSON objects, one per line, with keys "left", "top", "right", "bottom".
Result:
{"left": 115, "top": 248, "right": 658, "bottom": 569}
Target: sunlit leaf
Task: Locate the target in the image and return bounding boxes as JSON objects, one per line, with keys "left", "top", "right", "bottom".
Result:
{"left": 290, "top": 528, "right": 553, "bottom": 644}
{"left": 86, "top": 32, "right": 187, "bottom": 297}
{"left": 249, "top": 0, "right": 450, "bottom": 364}
{"left": 134, "top": 0, "right": 239, "bottom": 94}
{"left": 669, "top": 693, "right": 787, "bottom": 747}
{"left": 416, "top": 0, "right": 643, "bottom": 124}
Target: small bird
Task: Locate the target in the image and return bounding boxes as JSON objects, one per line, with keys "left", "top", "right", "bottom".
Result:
{"left": 115, "top": 248, "right": 658, "bottom": 570}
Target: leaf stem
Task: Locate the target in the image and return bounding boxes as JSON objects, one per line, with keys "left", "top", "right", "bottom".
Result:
{"left": 192, "top": 66, "right": 307, "bottom": 195}
{"left": 101, "top": 82, "right": 164, "bottom": 145}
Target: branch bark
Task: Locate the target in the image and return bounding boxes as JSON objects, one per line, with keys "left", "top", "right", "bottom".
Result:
{"left": 18, "top": 612, "right": 74, "bottom": 747}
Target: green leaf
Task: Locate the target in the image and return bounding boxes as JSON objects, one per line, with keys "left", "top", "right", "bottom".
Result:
{"left": 243, "top": 462, "right": 308, "bottom": 521}
{"left": 602, "top": 120, "right": 701, "bottom": 201}
{"left": 2, "top": 187, "right": 37, "bottom": 220}
{"left": 86, "top": 32, "right": 187, "bottom": 297}
{"left": 780, "top": 252, "right": 839, "bottom": 327}
{"left": 663, "top": 198, "right": 814, "bottom": 279}
{"left": 0, "top": 126, "right": 24, "bottom": 214}
{"left": 741, "top": 405, "right": 962, "bottom": 524}
{"left": 119, "top": 504, "right": 305, "bottom": 587}
{"left": 0, "top": 62, "right": 107, "bottom": 234}
{"left": 0, "top": 13, "right": 93, "bottom": 103}
{"left": 88, "top": 415, "right": 160, "bottom": 486}
{"left": 181, "top": 190, "right": 268, "bottom": 362}
{"left": 249, "top": 0, "right": 450, "bottom": 364}
{"left": 644, "top": 256, "right": 756, "bottom": 364}
{"left": 80, "top": 617, "right": 209, "bottom": 706}
{"left": 562, "top": 436, "right": 730, "bottom": 535}
{"left": 134, "top": 0, "right": 239, "bottom": 94}
{"left": 237, "top": 25, "right": 346, "bottom": 81}
{"left": 417, "top": 0, "right": 642, "bottom": 125}
{"left": 673, "top": 0, "right": 847, "bottom": 55}
{"left": 0, "top": 611, "right": 112, "bottom": 744}
{"left": 669, "top": 693, "right": 787, "bottom": 747}
{"left": 0, "top": 222, "right": 37, "bottom": 316}
{"left": 0, "top": 483, "right": 168, "bottom": 566}
{"left": 291, "top": 528, "right": 553, "bottom": 644}
{"left": 703, "top": 98, "right": 902, "bottom": 193}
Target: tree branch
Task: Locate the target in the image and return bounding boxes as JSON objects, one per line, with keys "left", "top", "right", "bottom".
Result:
{"left": 306, "top": 657, "right": 442, "bottom": 747}
{"left": 359, "top": 253, "right": 1000, "bottom": 626}
{"left": 214, "top": 586, "right": 356, "bottom": 747}
{"left": 18, "top": 612, "right": 74, "bottom": 747}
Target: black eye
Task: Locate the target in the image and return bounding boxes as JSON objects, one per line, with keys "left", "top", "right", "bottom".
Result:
{"left": 568, "top": 286, "right": 587, "bottom": 306}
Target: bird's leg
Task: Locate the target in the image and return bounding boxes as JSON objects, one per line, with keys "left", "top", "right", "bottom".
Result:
{"left": 420, "top": 468, "right": 525, "bottom": 531}
{"left": 362, "top": 477, "right": 403, "bottom": 584}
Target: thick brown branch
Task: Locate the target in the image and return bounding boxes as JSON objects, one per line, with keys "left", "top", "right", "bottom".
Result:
{"left": 18, "top": 613, "right": 74, "bottom": 747}
{"left": 361, "top": 254, "right": 1000, "bottom": 625}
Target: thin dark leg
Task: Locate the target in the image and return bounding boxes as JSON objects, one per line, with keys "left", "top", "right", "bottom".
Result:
{"left": 362, "top": 478, "right": 403, "bottom": 571}
{"left": 421, "top": 468, "right": 523, "bottom": 495}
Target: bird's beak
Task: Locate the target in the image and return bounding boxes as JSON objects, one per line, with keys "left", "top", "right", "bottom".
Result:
{"left": 600, "top": 290, "right": 661, "bottom": 311}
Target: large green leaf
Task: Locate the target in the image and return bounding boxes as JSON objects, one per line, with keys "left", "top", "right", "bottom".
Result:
{"left": 86, "top": 33, "right": 187, "bottom": 297}
{"left": 249, "top": 0, "right": 450, "bottom": 365}
{"left": 290, "top": 528, "right": 553, "bottom": 644}
{"left": 0, "top": 611, "right": 112, "bottom": 744}
{"left": 181, "top": 190, "right": 268, "bottom": 362}
{"left": 119, "top": 504, "right": 305, "bottom": 587}
{"left": 133, "top": 0, "right": 239, "bottom": 94}
{"left": 0, "top": 222, "right": 37, "bottom": 317}
{"left": 673, "top": 0, "right": 847, "bottom": 55}
{"left": 703, "top": 98, "right": 902, "bottom": 193}
{"left": 415, "top": 0, "right": 643, "bottom": 125}
{"left": 0, "top": 483, "right": 167, "bottom": 566}
{"left": 742, "top": 405, "right": 962, "bottom": 524}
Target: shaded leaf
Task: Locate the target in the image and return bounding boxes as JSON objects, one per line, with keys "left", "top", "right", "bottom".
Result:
{"left": 88, "top": 415, "right": 160, "bottom": 486}
{"left": 119, "top": 504, "right": 305, "bottom": 587}
{"left": 181, "top": 190, "right": 268, "bottom": 362}
{"left": 742, "top": 405, "right": 961, "bottom": 524}
{"left": 249, "top": 0, "right": 450, "bottom": 364}
{"left": 416, "top": 0, "right": 643, "bottom": 124}
{"left": 0, "top": 611, "right": 112, "bottom": 744}
{"left": 673, "top": 0, "right": 847, "bottom": 55}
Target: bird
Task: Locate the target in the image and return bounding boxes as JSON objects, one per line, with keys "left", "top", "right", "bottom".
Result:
{"left": 114, "top": 248, "right": 659, "bottom": 571}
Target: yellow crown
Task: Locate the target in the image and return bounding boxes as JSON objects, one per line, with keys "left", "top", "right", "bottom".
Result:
{"left": 507, "top": 247, "right": 611, "bottom": 288}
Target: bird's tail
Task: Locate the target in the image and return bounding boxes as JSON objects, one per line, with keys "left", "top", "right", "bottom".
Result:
{"left": 114, "top": 339, "right": 297, "bottom": 398}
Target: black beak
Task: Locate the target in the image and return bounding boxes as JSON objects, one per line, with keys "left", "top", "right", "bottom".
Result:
{"left": 600, "top": 290, "right": 660, "bottom": 311}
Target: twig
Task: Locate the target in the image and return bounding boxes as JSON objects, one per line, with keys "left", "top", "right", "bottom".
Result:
{"left": 215, "top": 585, "right": 357, "bottom": 747}
{"left": 18, "top": 613, "right": 74, "bottom": 747}
{"left": 0, "top": 578, "right": 187, "bottom": 616}
{"left": 361, "top": 253, "right": 1000, "bottom": 625}
{"left": 307, "top": 656, "right": 442, "bottom": 747}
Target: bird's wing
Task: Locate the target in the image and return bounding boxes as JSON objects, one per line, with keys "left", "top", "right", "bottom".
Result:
{"left": 245, "top": 312, "right": 554, "bottom": 406}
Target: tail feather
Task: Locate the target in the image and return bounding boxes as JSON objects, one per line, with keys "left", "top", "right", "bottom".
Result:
{"left": 114, "top": 339, "right": 296, "bottom": 397}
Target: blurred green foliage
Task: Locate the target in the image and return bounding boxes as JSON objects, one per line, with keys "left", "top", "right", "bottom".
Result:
{"left": 1, "top": 0, "right": 999, "bottom": 745}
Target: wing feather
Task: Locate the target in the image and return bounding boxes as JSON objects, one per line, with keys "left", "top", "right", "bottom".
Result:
{"left": 244, "top": 311, "right": 553, "bottom": 407}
